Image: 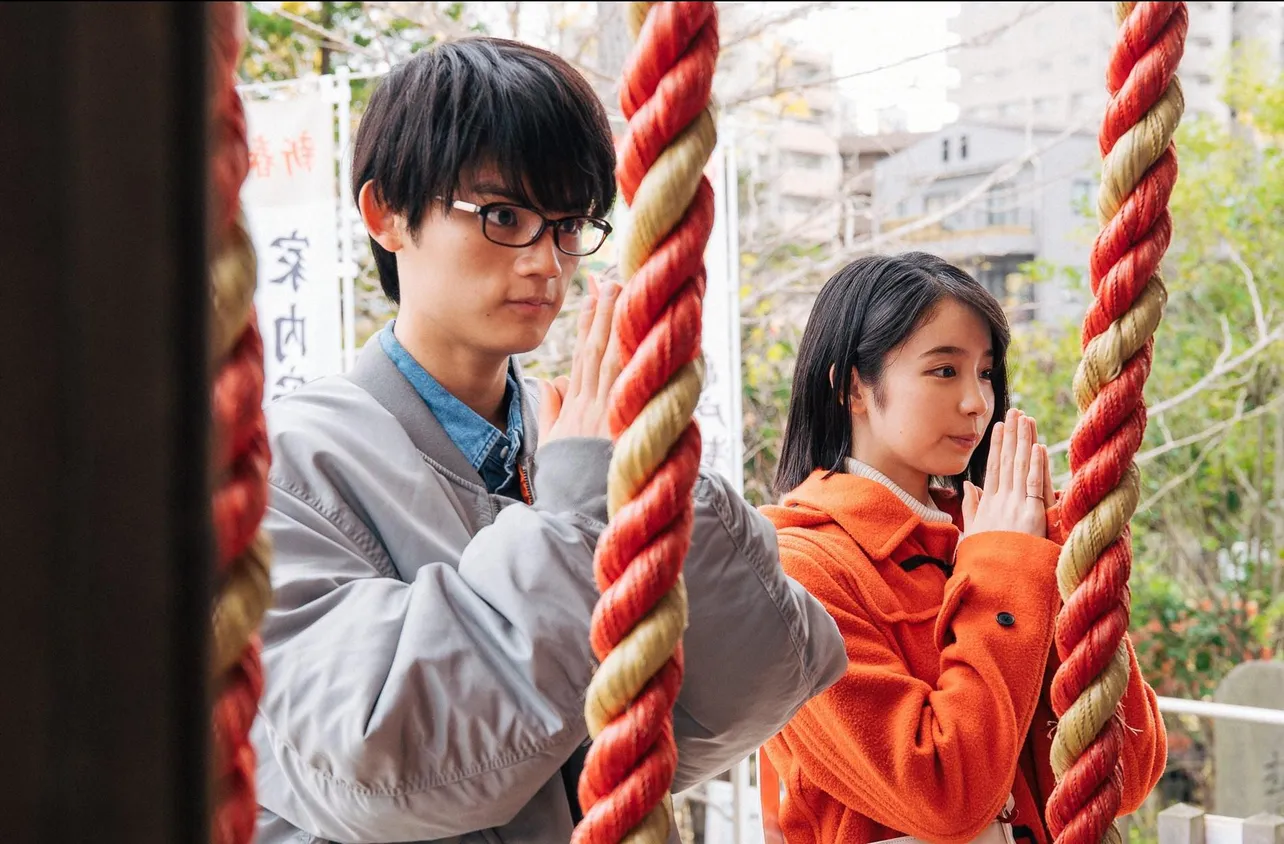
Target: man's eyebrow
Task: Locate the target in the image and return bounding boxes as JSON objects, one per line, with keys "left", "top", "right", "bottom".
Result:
{"left": 468, "top": 181, "right": 525, "bottom": 203}
{"left": 468, "top": 181, "right": 593, "bottom": 217}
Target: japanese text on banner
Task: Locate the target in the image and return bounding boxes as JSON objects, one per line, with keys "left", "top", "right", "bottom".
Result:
{"left": 240, "top": 88, "right": 343, "bottom": 406}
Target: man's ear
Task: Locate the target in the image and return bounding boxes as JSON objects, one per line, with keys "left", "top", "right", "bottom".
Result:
{"left": 357, "top": 181, "right": 403, "bottom": 252}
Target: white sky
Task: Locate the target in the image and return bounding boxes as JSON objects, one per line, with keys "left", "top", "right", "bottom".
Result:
{"left": 464, "top": 1, "right": 964, "bottom": 134}
{"left": 785, "top": 2, "right": 962, "bottom": 133}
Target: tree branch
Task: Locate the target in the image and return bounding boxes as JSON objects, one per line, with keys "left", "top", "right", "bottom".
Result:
{"left": 1139, "top": 432, "right": 1225, "bottom": 513}
{"left": 254, "top": 3, "right": 385, "bottom": 60}
{"left": 718, "top": 2, "right": 839, "bottom": 54}
{"left": 1225, "top": 238, "right": 1269, "bottom": 342}
{"left": 1053, "top": 395, "right": 1284, "bottom": 487}
{"left": 1046, "top": 324, "right": 1284, "bottom": 457}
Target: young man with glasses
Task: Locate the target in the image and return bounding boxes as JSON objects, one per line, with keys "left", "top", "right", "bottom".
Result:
{"left": 251, "top": 36, "right": 845, "bottom": 844}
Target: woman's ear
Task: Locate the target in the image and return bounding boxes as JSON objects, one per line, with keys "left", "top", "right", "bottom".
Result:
{"left": 834, "top": 365, "right": 868, "bottom": 416}
{"left": 848, "top": 379, "right": 868, "bottom": 416}
{"left": 357, "top": 181, "right": 403, "bottom": 252}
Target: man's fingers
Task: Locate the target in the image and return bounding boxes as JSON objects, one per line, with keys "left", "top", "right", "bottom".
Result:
{"left": 579, "top": 280, "right": 620, "bottom": 397}
{"left": 598, "top": 332, "right": 623, "bottom": 406}
{"left": 568, "top": 290, "right": 598, "bottom": 396}
{"left": 537, "top": 379, "right": 564, "bottom": 438}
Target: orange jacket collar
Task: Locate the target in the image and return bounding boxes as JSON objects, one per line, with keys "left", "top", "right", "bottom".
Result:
{"left": 769, "top": 468, "right": 963, "bottom": 563}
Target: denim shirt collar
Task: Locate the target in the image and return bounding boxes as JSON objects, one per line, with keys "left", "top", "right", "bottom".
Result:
{"left": 378, "top": 320, "right": 524, "bottom": 477}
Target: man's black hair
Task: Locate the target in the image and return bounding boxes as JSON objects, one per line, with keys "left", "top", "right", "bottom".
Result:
{"left": 352, "top": 37, "right": 617, "bottom": 302}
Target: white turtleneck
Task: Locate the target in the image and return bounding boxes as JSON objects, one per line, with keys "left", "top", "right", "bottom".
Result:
{"left": 843, "top": 457, "right": 955, "bottom": 524}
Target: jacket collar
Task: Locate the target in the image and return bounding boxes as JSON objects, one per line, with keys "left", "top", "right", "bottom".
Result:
{"left": 775, "top": 468, "right": 961, "bottom": 564}
{"left": 345, "top": 337, "right": 541, "bottom": 486}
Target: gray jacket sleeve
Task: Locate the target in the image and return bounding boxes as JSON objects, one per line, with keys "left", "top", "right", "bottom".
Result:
{"left": 253, "top": 436, "right": 609, "bottom": 842}
{"left": 254, "top": 421, "right": 844, "bottom": 841}
{"left": 671, "top": 469, "right": 846, "bottom": 792}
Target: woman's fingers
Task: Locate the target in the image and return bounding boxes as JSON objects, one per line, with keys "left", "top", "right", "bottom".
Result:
{"left": 984, "top": 420, "right": 1004, "bottom": 496}
{"left": 1011, "top": 414, "right": 1032, "bottom": 491}
{"left": 962, "top": 480, "right": 980, "bottom": 532}
{"left": 1043, "top": 444, "right": 1056, "bottom": 504}
{"left": 1028, "top": 442, "right": 1046, "bottom": 502}
{"left": 999, "top": 408, "right": 1021, "bottom": 492}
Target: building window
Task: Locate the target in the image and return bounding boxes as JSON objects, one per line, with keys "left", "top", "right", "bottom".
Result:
{"left": 960, "top": 135, "right": 969, "bottom": 160}
{"left": 942, "top": 138, "right": 950, "bottom": 163}
{"left": 985, "top": 184, "right": 1019, "bottom": 226}
{"left": 925, "top": 191, "right": 960, "bottom": 227}
{"left": 974, "top": 254, "right": 1037, "bottom": 323}
{"left": 1071, "top": 178, "right": 1095, "bottom": 215}
{"left": 925, "top": 191, "right": 958, "bottom": 213}
{"left": 780, "top": 150, "right": 827, "bottom": 171}
{"left": 780, "top": 194, "right": 815, "bottom": 215}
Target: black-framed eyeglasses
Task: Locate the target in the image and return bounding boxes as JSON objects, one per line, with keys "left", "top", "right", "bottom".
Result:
{"left": 442, "top": 198, "right": 612, "bottom": 257}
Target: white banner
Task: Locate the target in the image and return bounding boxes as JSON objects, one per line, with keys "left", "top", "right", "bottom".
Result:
{"left": 240, "top": 88, "right": 344, "bottom": 404}
{"left": 696, "top": 139, "right": 745, "bottom": 493}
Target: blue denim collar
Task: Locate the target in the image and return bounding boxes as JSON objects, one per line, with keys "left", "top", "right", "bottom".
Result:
{"left": 378, "top": 320, "right": 524, "bottom": 477}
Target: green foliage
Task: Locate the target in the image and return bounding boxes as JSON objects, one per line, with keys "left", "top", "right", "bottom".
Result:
{"left": 1130, "top": 573, "right": 1275, "bottom": 701}
{"left": 1000, "top": 50, "right": 1284, "bottom": 617}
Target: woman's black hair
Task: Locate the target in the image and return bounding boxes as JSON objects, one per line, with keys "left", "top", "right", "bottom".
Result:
{"left": 773, "top": 251, "right": 1011, "bottom": 497}
{"left": 351, "top": 36, "right": 617, "bottom": 303}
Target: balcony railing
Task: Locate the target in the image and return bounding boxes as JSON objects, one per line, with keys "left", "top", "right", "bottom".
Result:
{"left": 879, "top": 205, "right": 1037, "bottom": 241}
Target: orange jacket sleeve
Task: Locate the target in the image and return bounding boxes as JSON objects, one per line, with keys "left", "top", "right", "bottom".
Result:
{"left": 772, "top": 530, "right": 1063, "bottom": 844}
{"left": 1045, "top": 501, "right": 1168, "bottom": 814}
{"left": 1116, "top": 634, "right": 1168, "bottom": 813}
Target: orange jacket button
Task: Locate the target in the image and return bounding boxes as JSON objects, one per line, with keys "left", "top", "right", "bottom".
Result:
{"left": 997, "top": 612, "right": 1015, "bottom": 627}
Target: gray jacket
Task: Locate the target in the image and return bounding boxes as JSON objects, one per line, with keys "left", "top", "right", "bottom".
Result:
{"left": 252, "top": 339, "right": 845, "bottom": 844}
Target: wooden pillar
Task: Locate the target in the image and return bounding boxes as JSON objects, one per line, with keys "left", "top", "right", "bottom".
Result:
{"left": 1244, "top": 814, "right": 1284, "bottom": 844}
{"left": 0, "top": 3, "right": 212, "bottom": 842}
{"left": 1159, "top": 804, "right": 1207, "bottom": 844}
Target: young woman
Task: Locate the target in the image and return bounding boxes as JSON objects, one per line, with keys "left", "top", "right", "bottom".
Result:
{"left": 760, "top": 252, "right": 1166, "bottom": 844}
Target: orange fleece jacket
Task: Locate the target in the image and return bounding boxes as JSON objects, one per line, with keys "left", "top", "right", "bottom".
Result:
{"left": 760, "top": 469, "right": 1166, "bottom": 844}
